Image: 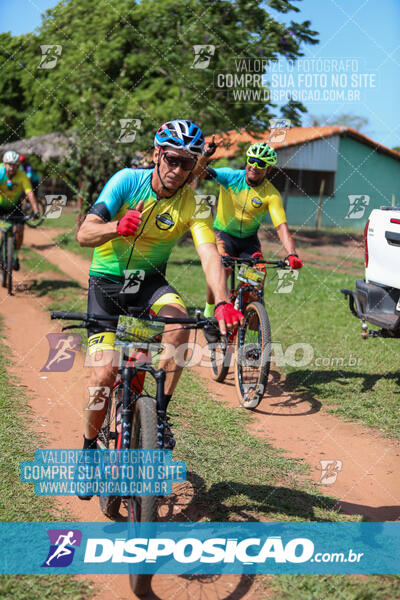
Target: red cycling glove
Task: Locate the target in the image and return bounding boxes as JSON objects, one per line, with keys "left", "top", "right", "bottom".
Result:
{"left": 116, "top": 210, "right": 142, "bottom": 236}
{"left": 286, "top": 254, "right": 303, "bottom": 269}
{"left": 215, "top": 302, "right": 244, "bottom": 328}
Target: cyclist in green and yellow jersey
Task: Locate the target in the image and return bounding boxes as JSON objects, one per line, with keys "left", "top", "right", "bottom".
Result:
{"left": 76, "top": 120, "right": 243, "bottom": 499}
{"left": 199, "top": 140, "right": 303, "bottom": 316}
{"left": 0, "top": 151, "right": 40, "bottom": 270}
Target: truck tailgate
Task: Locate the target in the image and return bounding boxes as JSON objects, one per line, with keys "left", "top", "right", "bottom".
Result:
{"left": 366, "top": 208, "right": 400, "bottom": 289}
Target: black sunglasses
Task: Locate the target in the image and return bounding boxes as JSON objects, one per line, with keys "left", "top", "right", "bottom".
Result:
{"left": 160, "top": 149, "right": 197, "bottom": 171}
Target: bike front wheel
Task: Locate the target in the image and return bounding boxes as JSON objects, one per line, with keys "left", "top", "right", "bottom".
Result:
{"left": 234, "top": 301, "right": 271, "bottom": 409}
{"left": 6, "top": 235, "right": 13, "bottom": 295}
{"left": 98, "top": 385, "right": 122, "bottom": 520}
{"left": 1, "top": 236, "right": 6, "bottom": 288}
{"left": 128, "top": 395, "right": 158, "bottom": 597}
{"left": 24, "top": 197, "right": 46, "bottom": 228}
{"left": 210, "top": 336, "right": 232, "bottom": 382}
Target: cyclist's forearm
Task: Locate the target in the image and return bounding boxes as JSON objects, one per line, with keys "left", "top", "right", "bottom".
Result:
{"left": 77, "top": 217, "right": 119, "bottom": 247}
{"left": 26, "top": 191, "right": 39, "bottom": 213}
{"left": 276, "top": 222, "right": 297, "bottom": 255}
{"left": 198, "top": 244, "right": 229, "bottom": 304}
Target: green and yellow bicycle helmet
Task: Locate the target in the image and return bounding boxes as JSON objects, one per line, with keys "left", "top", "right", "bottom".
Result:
{"left": 246, "top": 142, "right": 277, "bottom": 168}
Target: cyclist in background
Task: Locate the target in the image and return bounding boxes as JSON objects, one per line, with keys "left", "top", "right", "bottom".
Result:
{"left": 19, "top": 154, "right": 40, "bottom": 190}
{"left": 76, "top": 120, "right": 243, "bottom": 499}
{"left": 198, "top": 140, "right": 303, "bottom": 317}
{"left": 0, "top": 151, "right": 40, "bottom": 270}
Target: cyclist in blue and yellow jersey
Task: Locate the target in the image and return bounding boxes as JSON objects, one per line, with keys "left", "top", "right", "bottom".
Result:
{"left": 76, "top": 120, "right": 243, "bottom": 496}
{"left": 0, "top": 151, "right": 40, "bottom": 270}
{"left": 199, "top": 140, "right": 303, "bottom": 317}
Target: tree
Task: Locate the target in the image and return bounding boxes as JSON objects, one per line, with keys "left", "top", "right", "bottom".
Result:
{"left": 0, "top": 33, "right": 31, "bottom": 143}
{"left": 1, "top": 0, "right": 318, "bottom": 144}
{"left": 307, "top": 113, "right": 369, "bottom": 132}
{"left": 0, "top": 0, "right": 319, "bottom": 208}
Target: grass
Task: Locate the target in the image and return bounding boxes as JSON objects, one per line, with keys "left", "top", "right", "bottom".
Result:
{"left": 45, "top": 234, "right": 400, "bottom": 438}
{"left": 54, "top": 230, "right": 94, "bottom": 261}
{"left": 162, "top": 368, "right": 345, "bottom": 522}
{"left": 40, "top": 208, "right": 77, "bottom": 230}
{"left": 136, "top": 341, "right": 400, "bottom": 598}
{"left": 11, "top": 236, "right": 400, "bottom": 599}
{"left": 265, "top": 263, "right": 400, "bottom": 438}
{"left": 168, "top": 244, "right": 399, "bottom": 438}
{"left": 0, "top": 316, "right": 93, "bottom": 599}
{"left": 20, "top": 246, "right": 87, "bottom": 314}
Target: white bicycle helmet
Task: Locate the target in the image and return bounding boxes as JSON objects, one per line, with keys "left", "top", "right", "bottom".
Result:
{"left": 3, "top": 150, "right": 20, "bottom": 164}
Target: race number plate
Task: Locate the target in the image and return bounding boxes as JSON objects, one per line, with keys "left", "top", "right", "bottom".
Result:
{"left": 115, "top": 315, "right": 165, "bottom": 347}
{"left": 237, "top": 265, "right": 266, "bottom": 287}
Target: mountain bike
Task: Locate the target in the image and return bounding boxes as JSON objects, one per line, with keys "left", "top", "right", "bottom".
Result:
{"left": 51, "top": 308, "right": 215, "bottom": 596}
{"left": 205, "top": 257, "right": 288, "bottom": 409}
{"left": 0, "top": 215, "right": 30, "bottom": 295}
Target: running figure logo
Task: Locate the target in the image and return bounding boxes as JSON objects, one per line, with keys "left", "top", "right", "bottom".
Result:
{"left": 345, "top": 195, "right": 370, "bottom": 219}
{"left": 42, "top": 529, "right": 82, "bottom": 567}
{"left": 268, "top": 118, "right": 291, "bottom": 143}
{"left": 122, "top": 269, "right": 145, "bottom": 294}
{"left": 117, "top": 119, "right": 142, "bottom": 143}
{"left": 44, "top": 195, "right": 67, "bottom": 219}
{"left": 86, "top": 386, "right": 110, "bottom": 411}
{"left": 319, "top": 460, "right": 343, "bottom": 485}
{"left": 274, "top": 270, "right": 299, "bottom": 294}
{"left": 38, "top": 45, "right": 62, "bottom": 69}
{"left": 194, "top": 194, "right": 216, "bottom": 219}
{"left": 41, "top": 334, "right": 82, "bottom": 372}
{"left": 191, "top": 45, "right": 215, "bottom": 69}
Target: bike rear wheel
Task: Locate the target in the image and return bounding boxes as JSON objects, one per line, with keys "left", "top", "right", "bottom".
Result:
{"left": 128, "top": 395, "right": 158, "bottom": 597}
{"left": 6, "top": 235, "right": 13, "bottom": 295}
{"left": 234, "top": 301, "right": 271, "bottom": 409}
{"left": 98, "top": 385, "right": 122, "bottom": 519}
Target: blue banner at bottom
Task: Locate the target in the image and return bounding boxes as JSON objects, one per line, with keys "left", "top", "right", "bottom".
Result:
{"left": 0, "top": 522, "right": 398, "bottom": 574}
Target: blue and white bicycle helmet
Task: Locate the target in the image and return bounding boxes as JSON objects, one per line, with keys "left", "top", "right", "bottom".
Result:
{"left": 154, "top": 120, "right": 205, "bottom": 156}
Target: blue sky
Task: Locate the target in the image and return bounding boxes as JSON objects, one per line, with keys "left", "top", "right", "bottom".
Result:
{"left": 1, "top": 0, "right": 399, "bottom": 148}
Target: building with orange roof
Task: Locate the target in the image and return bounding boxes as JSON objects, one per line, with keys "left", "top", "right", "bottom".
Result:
{"left": 205, "top": 126, "right": 400, "bottom": 229}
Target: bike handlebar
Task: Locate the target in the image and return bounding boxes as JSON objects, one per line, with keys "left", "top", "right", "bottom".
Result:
{"left": 221, "top": 256, "right": 287, "bottom": 268}
{"left": 51, "top": 311, "right": 216, "bottom": 328}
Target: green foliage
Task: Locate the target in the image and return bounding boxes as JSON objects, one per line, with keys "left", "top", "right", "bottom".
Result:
{"left": 1, "top": 0, "right": 318, "bottom": 141}
{"left": 0, "top": 33, "right": 30, "bottom": 143}
{"left": 0, "top": 0, "right": 318, "bottom": 206}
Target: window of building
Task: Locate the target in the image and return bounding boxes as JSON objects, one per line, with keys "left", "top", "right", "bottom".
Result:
{"left": 269, "top": 168, "right": 335, "bottom": 197}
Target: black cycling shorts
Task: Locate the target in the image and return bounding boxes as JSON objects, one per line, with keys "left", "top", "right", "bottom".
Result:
{"left": 214, "top": 229, "right": 261, "bottom": 258}
{"left": 0, "top": 204, "right": 25, "bottom": 223}
{"left": 87, "top": 274, "right": 184, "bottom": 337}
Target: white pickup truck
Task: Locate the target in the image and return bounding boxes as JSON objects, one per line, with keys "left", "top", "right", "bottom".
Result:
{"left": 341, "top": 206, "right": 400, "bottom": 337}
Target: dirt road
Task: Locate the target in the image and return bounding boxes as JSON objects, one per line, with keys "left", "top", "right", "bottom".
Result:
{"left": 0, "top": 226, "right": 398, "bottom": 599}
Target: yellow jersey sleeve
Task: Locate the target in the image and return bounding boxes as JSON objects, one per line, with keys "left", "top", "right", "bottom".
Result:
{"left": 267, "top": 190, "right": 287, "bottom": 228}
{"left": 189, "top": 197, "right": 216, "bottom": 247}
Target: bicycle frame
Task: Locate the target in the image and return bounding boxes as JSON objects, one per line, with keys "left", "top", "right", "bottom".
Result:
{"left": 115, "top": 346, "right": 166, "bottom": 454}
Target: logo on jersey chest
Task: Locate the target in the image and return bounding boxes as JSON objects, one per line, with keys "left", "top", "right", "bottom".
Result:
{"left": 251, "top": 197, "right": 263, "bottom": 209}
{"left": 156, "top": 212, "right": 175, "bottom": 230}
